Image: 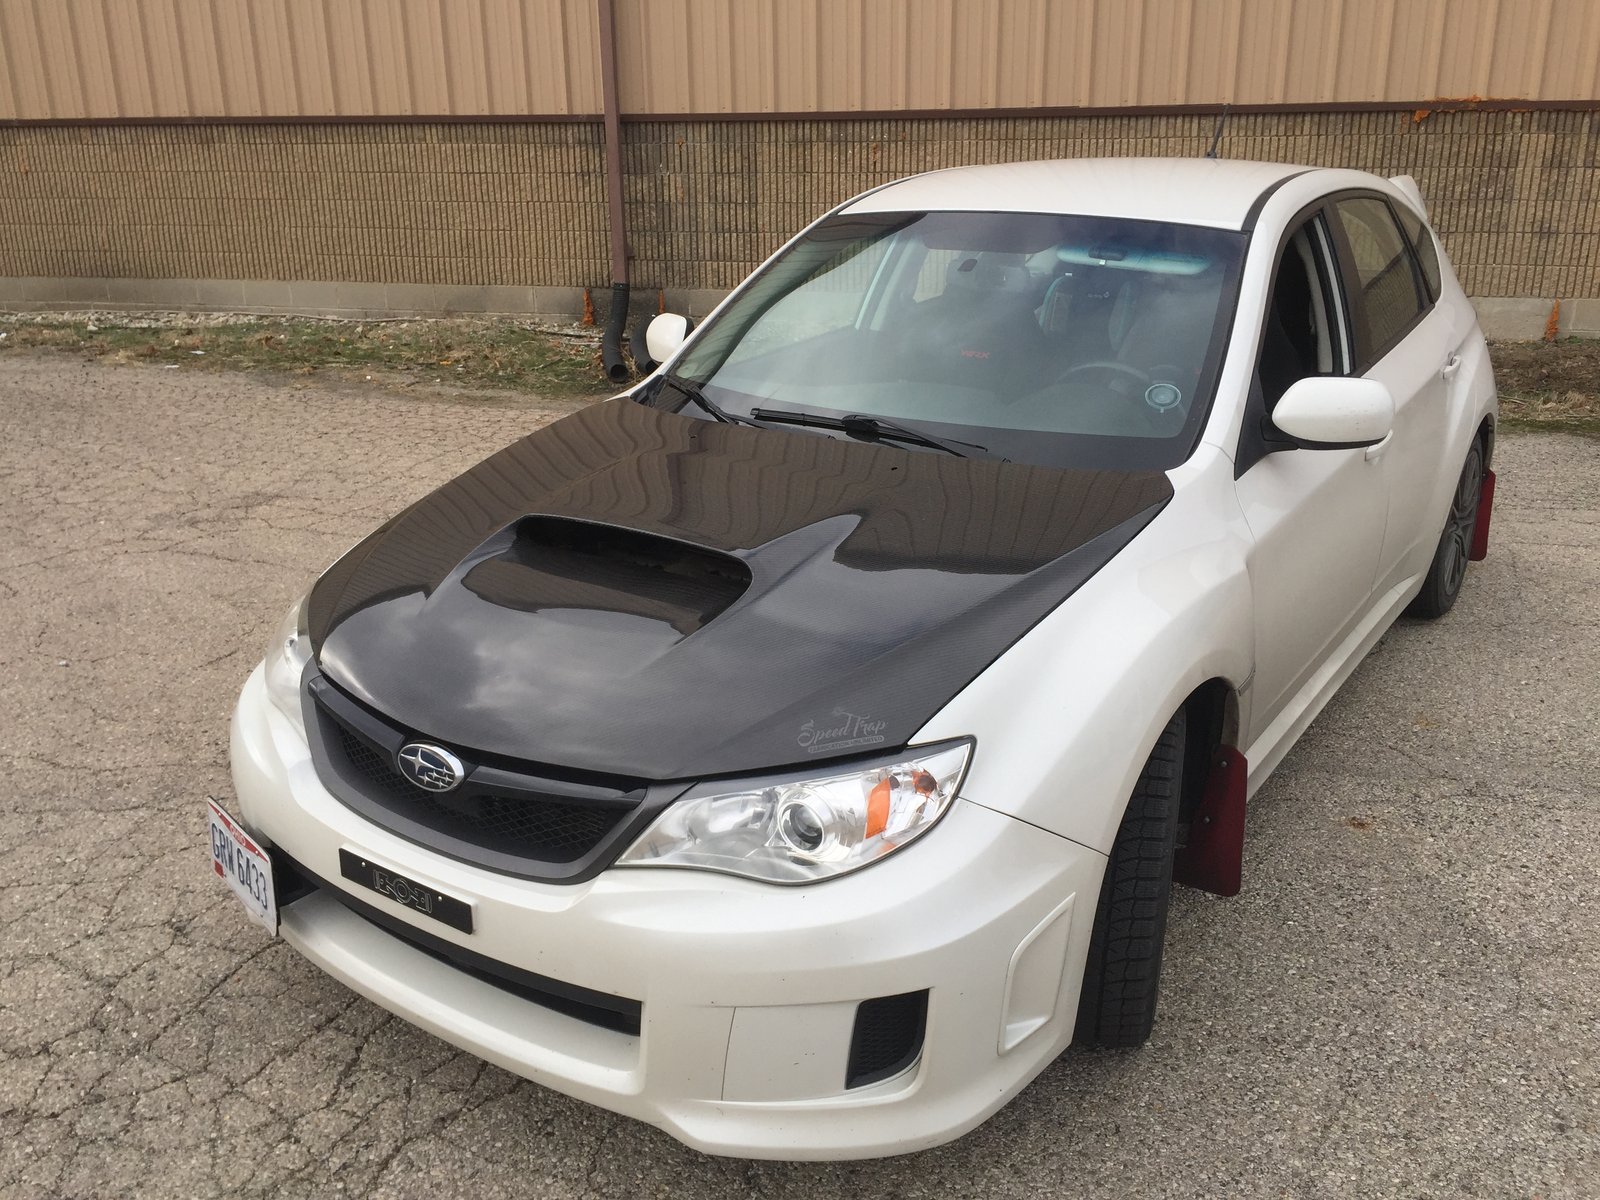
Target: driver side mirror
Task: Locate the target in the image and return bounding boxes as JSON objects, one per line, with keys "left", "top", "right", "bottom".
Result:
{"left": 645, "top": 313, "right": 691, "bottom": 366}
{"left": 1270, "top": 377, "right": 1394, "bottom": 449}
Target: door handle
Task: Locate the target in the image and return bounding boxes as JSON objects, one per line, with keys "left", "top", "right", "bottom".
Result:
{"left": 1441, "top": 353, "right": 1462, "bottom": 380}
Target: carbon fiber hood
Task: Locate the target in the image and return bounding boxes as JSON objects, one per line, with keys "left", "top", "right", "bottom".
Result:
{"left": 308, "top": 398, "right": 1171, "bottom": 779}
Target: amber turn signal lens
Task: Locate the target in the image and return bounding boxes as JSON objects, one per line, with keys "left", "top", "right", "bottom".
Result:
{"left": 866, "top": 777, "right": 892, "bottom": 838}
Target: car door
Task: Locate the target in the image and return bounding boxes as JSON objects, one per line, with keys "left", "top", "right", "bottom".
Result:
{"left": 1327, "top": 195, "right": 1452, "bottom": 591}
{"left": 1233, "top": 206, "right": 1388, "bottom": 742}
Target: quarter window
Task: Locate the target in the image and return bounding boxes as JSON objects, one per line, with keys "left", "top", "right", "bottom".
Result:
{"left": 1334, "top": 197, "right": 1426, "bottom": 363}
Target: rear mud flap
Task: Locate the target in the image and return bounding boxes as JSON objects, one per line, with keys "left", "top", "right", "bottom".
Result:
{"left": 1469, "top": 469, "right": 1495, "bottom": 561}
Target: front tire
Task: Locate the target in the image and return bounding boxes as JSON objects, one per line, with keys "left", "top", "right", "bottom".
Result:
{"left": 1408, "top": 439, "right": 1485, "bottom": 620}
{"left": 1074, "top": 709, "right": 1185, "bottom": 1049}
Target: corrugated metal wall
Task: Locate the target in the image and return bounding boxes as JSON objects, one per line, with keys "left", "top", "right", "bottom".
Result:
{"left": 613, "top": 0, "right": 1600, "bottom": 114}
{"left": 2, "top": 0, "right": 1597, "bottom": 121}
{"left": 0, "top": 0, "right": 602, "bottom": 120}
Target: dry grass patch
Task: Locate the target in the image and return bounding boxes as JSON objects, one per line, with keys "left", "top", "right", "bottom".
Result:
{"left": 1490, "top": 339, "right": 1600, "bottom": 436}
{"left": 0, "top": 315, "right": 613, "bottom": 396}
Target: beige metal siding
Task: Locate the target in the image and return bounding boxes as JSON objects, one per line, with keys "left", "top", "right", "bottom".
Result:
{"left": 0, "top": 0, "right": 602, "bottom": 119}
{"left": 0, "top": 0, "right": 1598, "bottom": 121}
{"left": 614, "top": 0, "right": 1600, "bottom": 114}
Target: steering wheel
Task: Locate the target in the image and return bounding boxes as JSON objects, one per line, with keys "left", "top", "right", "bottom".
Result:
{"left": 1050, "top": 360, "right": 1180, "bottom": 436}
{"left": 1057, "top": 360, "right": 1153, "bottom": 387}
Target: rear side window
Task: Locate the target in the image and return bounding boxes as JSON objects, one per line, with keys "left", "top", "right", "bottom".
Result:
{"left": 1394, "top": 204, "right": 1443, "bottom": 301}
{"left": 1334, "top": 197, "right": 1426, "bottom": 365}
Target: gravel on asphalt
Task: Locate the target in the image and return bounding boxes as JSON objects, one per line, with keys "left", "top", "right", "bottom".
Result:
{"left": 1, "top": 355, "right": 1595, "bottom": 1199}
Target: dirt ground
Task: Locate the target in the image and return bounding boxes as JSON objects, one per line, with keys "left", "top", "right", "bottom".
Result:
{"left": 1, "top": 353, "right": 1596, "bottom": 1199}
{"left": 1490, "top": 338, "right": 1600, "bottom": 433}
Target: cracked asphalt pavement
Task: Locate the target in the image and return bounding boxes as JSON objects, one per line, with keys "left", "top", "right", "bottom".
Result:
{"left": 2, "top": 354, "right": 1596, "bottom": 1198}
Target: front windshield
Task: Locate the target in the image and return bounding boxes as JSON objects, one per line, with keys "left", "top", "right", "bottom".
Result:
{"left": 661, "top": 210, "right": 1247, "bottom": 469}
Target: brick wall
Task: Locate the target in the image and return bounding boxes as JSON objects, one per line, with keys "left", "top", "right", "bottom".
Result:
{"left": 1, "top": 108, "right": 1595, "bottom": 316}
{"left": 625, "top": 110, "right": 1600, "bottom": 299}
{"left": 0, "top": 122, "right": 607, "bottom": 287}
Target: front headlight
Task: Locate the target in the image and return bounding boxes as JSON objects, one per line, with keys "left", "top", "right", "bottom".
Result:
{"left": 262, "top": 592, "right": 312, "bottom": 736}
{"left": 616, "top": 740, "right": 972, "bottom": 884}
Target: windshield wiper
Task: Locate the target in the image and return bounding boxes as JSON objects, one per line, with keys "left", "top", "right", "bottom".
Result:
{"left": 747, "top": 407, "right": 986, "bottom": 458}
{"left": 659, "top": 373, "right": 763, "bottom": 428}
{"left": 661, "top": 381, "right": 988, "bottom": 458}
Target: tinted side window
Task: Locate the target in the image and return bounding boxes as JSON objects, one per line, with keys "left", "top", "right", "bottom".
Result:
{"left": 1394, "top": 203, "right": 1443, "bottom": 301}
{"left": 1335, "top": 197, "right": 1425, "bottom": 364}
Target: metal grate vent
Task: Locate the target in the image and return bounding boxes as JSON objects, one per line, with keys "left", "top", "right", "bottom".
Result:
{"left": 845, "top": 990, "right": 928, "bottom": 1089}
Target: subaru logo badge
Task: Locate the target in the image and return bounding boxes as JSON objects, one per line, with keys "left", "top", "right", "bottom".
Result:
{"left": 396, "top": 742, "right": 465, "bottom": 793}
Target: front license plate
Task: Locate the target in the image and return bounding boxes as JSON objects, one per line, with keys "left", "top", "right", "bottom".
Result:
{"left": 208, "top": 798, "right": 277, "bottom": 934}
{"left": 339, "top": 849, "right": 474, "bottom": 934}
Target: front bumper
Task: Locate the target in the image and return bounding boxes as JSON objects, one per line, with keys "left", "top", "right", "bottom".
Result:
{"left": 230, "top": 664, "right": 1107, "bottom": 1159}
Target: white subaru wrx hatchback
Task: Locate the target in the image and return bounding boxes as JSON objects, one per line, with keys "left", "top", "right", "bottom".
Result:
{"left": 218, "top": 158, "right": 1497, "bottom": 1159}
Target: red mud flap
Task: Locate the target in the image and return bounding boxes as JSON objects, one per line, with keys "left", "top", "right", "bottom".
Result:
{"left": 1172, "top": 747, "right": 1247, "bottom": 898}
{"left": 1469, "top": 469, "right": 1495, "bottom": 561}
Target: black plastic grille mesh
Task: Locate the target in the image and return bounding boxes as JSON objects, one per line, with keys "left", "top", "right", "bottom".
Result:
{"left": 846, "top": 991, "right": 928, "bottom": 1089}
{"left": 331, "top": 725, "right": 623, "bottom": 863}
{"left": 339, "top": 730, "right": 415, "bottom": 802}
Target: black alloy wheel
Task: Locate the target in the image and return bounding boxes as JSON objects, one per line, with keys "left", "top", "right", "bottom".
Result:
{"left": 1407, "top": 439, "right": 1485, "bottom": 619}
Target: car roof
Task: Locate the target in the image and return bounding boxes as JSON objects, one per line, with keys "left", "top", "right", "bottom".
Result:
{"left": 841, "top": 157, "right": 1317, "bottom": 231}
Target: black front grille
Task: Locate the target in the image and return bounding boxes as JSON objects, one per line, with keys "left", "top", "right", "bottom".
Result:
{"left": 337, "top": 729, "right": 413, "bottom": 801}
{"left": 332, "top": 725, "right": 620, "bottom": 862}
{"left": 846, "top": 991, "right": 928, "bottom": 1089}
{"left": 304, "top": 672, "right": 658, "bottom": 882}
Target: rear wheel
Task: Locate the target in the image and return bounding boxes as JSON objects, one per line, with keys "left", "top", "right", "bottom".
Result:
{"left": 1074, "top": 709, "right": 1185, "bottom": 1048}
{"left": 1407, "top": 440, "right": 1484, "bottom": 619}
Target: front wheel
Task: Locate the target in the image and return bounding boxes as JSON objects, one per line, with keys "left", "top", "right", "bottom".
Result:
{"left": 1407, "top": 440, "right": 1485, "bottom": 620}
{"left": 1074, "top": 709, "right": 1185, "bottom": 1049}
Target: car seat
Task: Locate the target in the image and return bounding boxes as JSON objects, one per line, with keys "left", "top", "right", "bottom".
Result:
{"left": 1112, "top": 268, "right": 1225, "bottom": 396}
{"left": 899, "top": 252, "right": 1050, "bottom": 392}
{"left": 1040, "top": 267, "right": 1131, "bottom": 365}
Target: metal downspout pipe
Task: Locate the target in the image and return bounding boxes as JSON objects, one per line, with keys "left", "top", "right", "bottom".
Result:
{"left": 597, "top": 0, "right": 630, "bottom": 383}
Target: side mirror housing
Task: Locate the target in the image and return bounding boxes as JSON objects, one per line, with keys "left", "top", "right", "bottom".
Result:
{"left": 1270, "top": 377, "right": 1395, "bottom": 449}
{"left": 645, "top": 313, "right": 690, "bottom": 366}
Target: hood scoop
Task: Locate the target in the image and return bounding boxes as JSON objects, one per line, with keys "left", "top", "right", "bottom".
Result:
{"left": 458, "top": 516, "right": 752, "bottom": 637}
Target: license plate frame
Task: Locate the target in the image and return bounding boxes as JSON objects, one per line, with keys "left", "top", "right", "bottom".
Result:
{"left": 207, "top": 797, "right": 278, "bottom": 934}
{"left": 339, "top": 849, "right": 474, "bottom": 934}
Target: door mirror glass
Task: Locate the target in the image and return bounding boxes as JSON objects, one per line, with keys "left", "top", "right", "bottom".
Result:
{"left": 1271, "top": 377, "right": 1394, "bottom": 448}
{"left": 645, "top": 313, "right": 690, "bottom": 365}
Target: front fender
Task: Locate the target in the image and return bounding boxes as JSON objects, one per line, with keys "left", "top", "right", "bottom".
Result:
{"left": 914, "top": 449, "right": 1254, "bottom": 854}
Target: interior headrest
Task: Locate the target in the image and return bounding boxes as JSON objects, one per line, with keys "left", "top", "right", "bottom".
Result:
{"left": 944, "top": 251, "right": 1030, "bottom": 296}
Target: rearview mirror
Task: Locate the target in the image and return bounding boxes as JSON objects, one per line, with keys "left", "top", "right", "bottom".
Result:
{"left": 645, "top": 313, "right": 690, "bottom": 365}
{"left": 1271, "top": 377, "right": 1394, "bottom": 449}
